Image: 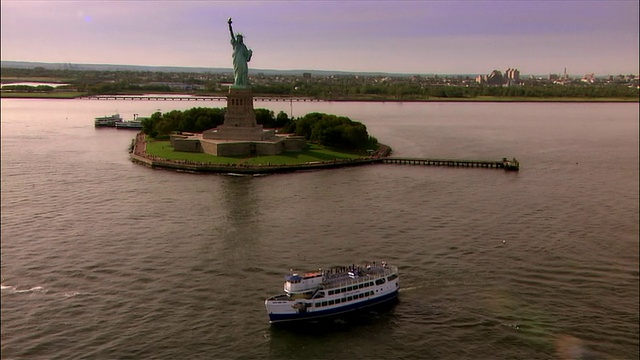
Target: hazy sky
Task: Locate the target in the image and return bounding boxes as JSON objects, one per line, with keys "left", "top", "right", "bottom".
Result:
{"left": 1, "top": 1, "right": 638, "bottom": 76}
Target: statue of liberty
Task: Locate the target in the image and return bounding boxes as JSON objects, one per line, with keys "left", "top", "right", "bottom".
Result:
{"left": 227, "top": 18, "right": 252, "bottom": 87}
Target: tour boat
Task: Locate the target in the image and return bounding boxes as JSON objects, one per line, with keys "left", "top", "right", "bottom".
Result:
{"left": 94, "top": 113, "right": 123, "bottom": 127}
{"left": 265, "top": 261, "right": 399, "bottom": 324}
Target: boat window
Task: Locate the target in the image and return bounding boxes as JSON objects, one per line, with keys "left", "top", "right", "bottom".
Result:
{"left": 387, "top": 274, "right": 398, "bottom": 281}
{"left": 369, "top": 282, "right": 374, "bottom": 287}
{"left": 329, "top": 300, "right": 335, "bottom": 305}
{"left": 322, "top": 301, "right": 327, "bottom": 307}
{"left": 358, "top": 284, "right": 364, "bottom": 289}
{"left": 347, "top": 296, "right": 353, "bottom": 301}
{"left": 347, "top": 286, "right": 352, "bottom": 291}
{"left": 375, "top": 278, "right": 386, "bottom": 285}
{"left": 336, "top": 298, "right": 341, "bottom": 304}
{"left": 328, "top": 290, "right": 334, "bottom": 295}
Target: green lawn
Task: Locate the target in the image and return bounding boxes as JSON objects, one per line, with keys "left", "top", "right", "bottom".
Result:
{"left": 145, "top": 141, "right": 366, "bottom": 165}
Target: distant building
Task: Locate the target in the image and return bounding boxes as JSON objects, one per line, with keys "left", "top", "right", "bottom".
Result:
{"left": 476, "top": 68, "right": 519, "bottom": 85}
{"left": 303, "top": 72, "right": 312, "bottom": 79}
{"left": 504, "top": 68, "right": 520, "bottom": 82}
{"left": 504, "top": 68, "right": 520, "bottom": 86}
{"left": 548, "top": 68, "right": 571, "bottom": 84}
{"left": 582, "top": 73, "right": 595, "bottom": 83}
{"left": 486, "top": 70, "right": 504, "bottom": 85}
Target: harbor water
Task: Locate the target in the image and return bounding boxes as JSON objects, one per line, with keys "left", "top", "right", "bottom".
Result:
{"left": 1, "top": 98, "right": 638, "bottom": 359}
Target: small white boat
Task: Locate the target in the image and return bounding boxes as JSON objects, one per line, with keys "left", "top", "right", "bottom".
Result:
{"left": 265, "top": 261, "right": 399, "bottom": 324}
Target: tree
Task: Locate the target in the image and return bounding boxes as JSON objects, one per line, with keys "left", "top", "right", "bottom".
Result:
{"left": 255, "top": 108, "right": 275, "bottom": 127}
{"left": 293, "top": 112, "right": 376, "bottom": 150}
{"left": 275, "top": 111, "right": 290, "bottom": 128}
{"left": 142, "top": 112, "right": 162, "bottom": 138}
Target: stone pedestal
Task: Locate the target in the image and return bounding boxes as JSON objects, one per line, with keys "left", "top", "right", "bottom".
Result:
{"left": 223, "top": 86, "right": 257, "bottom": 128}
{"left": 186, "top": 86, "right": 305, "bottom": 157}
{"left": 203, "top": 87, "right": 275, "bottom": 141}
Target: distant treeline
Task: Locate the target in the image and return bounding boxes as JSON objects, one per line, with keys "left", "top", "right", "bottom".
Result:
{"left": 142, "top": 107, "right": 377, "bottom": 151}
{"left": 2, "top": 67, "right": 638, "bottom": 99}
{"left": 251, "top": 83, "right": 640, "bottom": 99}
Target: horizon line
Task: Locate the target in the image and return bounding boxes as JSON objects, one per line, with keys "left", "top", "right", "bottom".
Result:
{"left": 1, "top": 60, "right": 637, "bottom": 78}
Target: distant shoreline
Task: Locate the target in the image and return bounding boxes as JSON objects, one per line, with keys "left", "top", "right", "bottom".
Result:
{"left": 0, "top": 92, "right": 637, "bottom": 103}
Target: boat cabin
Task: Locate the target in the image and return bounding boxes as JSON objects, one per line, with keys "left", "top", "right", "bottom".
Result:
{"left": 284, "top": 272, "right": 323, "bottom": 294}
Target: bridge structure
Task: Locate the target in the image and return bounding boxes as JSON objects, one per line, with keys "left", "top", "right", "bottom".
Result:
{"left": 80, "top": 95, "right": 321, "bottom": 102}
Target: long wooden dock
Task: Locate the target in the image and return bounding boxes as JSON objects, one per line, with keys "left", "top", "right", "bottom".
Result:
{"left": 381, "top": 157, "right": 519, "bottom": 171}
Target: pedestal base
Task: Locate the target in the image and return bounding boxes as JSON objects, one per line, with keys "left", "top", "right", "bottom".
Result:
{"left": 203, "top": 126, "right": 275, "bottom": 141}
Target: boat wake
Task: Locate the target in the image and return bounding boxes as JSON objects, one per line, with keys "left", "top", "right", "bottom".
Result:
{"left": 1, "top": 284, "right": 46, "bottom": 294}
{"left": 398, "top": 286, "right": 421, "bottom": 292}
{"left": 1, "top": 283, "right": 87, "bottom": 298}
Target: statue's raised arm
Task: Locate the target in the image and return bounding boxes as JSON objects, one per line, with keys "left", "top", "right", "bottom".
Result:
{"left": 228, "top": 18, "right": 235, "bottom": 42}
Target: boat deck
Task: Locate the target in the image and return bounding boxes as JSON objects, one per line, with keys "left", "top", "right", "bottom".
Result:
{"left": 316, "top": 264, "right": 395, "bottom": 290}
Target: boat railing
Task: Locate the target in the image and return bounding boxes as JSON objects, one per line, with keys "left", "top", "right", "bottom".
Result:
{"left": 323, "top": 265, "right": 397, "bottom": 289}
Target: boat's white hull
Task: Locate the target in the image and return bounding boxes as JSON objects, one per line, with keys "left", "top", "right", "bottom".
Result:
{"left": 265, "top": 273, "right": 399, "bottom": 323}
{"left": 115, "top": 122, "right": 143, "bottom": 129}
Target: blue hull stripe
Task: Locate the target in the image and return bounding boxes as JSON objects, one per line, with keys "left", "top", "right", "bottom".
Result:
{"left": 268, "top": 290, "right": 398, "bottom": 323}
